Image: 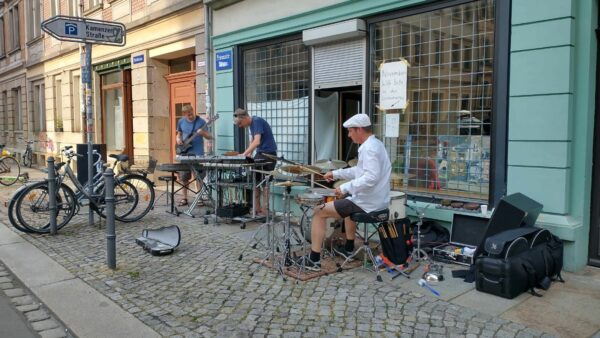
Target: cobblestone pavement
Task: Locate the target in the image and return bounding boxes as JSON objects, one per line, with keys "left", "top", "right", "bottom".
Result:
{"left": 0, "top": 262, "right": 73, "bottom": 338}
{"left": 0, "top": 171, "right": 556, "bottom": 337}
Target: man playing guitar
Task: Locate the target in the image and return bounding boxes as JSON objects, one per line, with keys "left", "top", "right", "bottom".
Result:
{"left": 175, "top": 104, "right": 213, "bottom": 206}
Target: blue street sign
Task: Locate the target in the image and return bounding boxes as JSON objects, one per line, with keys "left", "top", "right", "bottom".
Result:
{"left": 216, "top": 50, "right": 232, "bottom": 71}
{"left": 132, "top": 55, "right": 144, "bottom": 64}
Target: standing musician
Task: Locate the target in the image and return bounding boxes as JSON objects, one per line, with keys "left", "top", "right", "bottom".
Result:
{"left": 175, "top": 104, "right": 212, "bottom": 206}
{"left": 299, "top": 113, "right": 391, "bottom": 271}
{"left": 233, "top": 108, "right": 277, "bottom": 216}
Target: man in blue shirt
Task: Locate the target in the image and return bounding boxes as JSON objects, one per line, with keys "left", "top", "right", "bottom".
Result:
{"left": 234, "top": 108, "right": 277, "bottom": 215}
{"left": 176, "top": 104, "right": 212, "bottom": 206}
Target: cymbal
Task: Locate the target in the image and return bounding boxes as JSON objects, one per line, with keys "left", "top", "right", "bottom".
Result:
{"left": 274, "top": 181, "right": 306, "bottom": 187}
{"left": 348, "top": 158, "right": 358, "bottom": 167}
{"left": 252, "top": 169, "right": 275, "bottom": 175}
{"left": 223, "top": 151, "right": 239, "bottom": 156}
{"left": 314, "top": 159, "right": 347, "bottom": 170}
{"left": 261, "top": 153, "right": 279, "bottom": 161}
{"left": 279, "top": 165, "right": 322, "bottom": 175}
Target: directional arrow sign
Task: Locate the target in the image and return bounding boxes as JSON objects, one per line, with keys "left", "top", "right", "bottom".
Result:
{"left": 42, "top": 15, "right": 126, "bottom": 46}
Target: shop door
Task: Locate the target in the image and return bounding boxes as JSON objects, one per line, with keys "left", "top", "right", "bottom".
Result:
{"left": 314, "top": 87, "right": 361, "bottom": 163}
{"left": 590, "top": 20, "right": 600, "bottom": 267}
{"left": 101, "top": 70, "right": 133, "bottom": 160}
{"left": 166, "top": 72, "right": 196, "bottom": 160}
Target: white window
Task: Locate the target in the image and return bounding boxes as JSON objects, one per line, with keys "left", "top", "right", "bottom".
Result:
{"left": 72, "top": 75, "right": 82, "bottom": 132}
{"left": 9, "top": 5, "right": 19, "bottom": 51}
{"left": 0, "top": 16, "right": 4, "bottom": 56}
{"left": 54, "top": 78, "right": 63, "bottom": 131}
{"left": 12, "top": 87, "right": 22, "bottom": 131}
{"left": 69, "top": 0, "right": 82, "bottom": 17}
{"left": 30, "top": 0, "right": 42, "bottom": 40}
{"left": 33, "top": 83, "right": 46, "bottom": 132}
{"left": 52, "top": 0, "right": 60, "bottom": 16}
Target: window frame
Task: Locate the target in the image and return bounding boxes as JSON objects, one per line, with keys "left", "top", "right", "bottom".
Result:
{"left": 32, "top": 82, "right": 46, "bottom": 132}
{"left": 0, "top": 16, "right": 5, "bottom": 57}
{"left": 29, "top": 0, "right": 42, "bottom": 41}
{"left": 12, "top": 87, "right": 22, "bottom": 131}
{"left": 365, "top": 0, "right": 510, "bottom": 205}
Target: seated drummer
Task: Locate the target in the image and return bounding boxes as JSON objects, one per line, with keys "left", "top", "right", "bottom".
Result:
{"left": 299, "top": 113, "right": 391, "bottom": 271}
{"left": 175, "top": 104, "right": 212, "bottom": 206}
{"left": 234, "top": 108, "right": 277, "bottom": 216}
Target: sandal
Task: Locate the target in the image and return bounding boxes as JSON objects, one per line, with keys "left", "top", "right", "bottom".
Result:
{"left": 178, "top": 198, "right": 188, "bottom": 206}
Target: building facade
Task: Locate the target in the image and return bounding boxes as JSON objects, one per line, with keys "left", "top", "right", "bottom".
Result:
{"left": 1, "top": 0, "right": 207, "bottom": 167}
{"left": 209, "top": 0, "right": 599, "bottom": 272}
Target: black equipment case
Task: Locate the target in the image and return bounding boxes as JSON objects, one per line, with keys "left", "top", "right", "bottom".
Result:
{"left": 433, "top": 213, "right": 488, "bottom": 266}
{"left": 475, "top": 227, "right": 564, "bottom": 299}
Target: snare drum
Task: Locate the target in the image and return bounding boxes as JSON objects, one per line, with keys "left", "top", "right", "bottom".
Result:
{"left": 296, "top": 193, "right": 324, "bottom": 207}
{"left": 389, "top": 191, "right": 406, "bottom": 220}
{"left": 307, "top": 188, "right": 337, "bottom": 203}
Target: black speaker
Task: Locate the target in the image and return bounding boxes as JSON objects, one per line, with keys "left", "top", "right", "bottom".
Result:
{"left": 501, "top": 192, "right": 544, "bottom": 228}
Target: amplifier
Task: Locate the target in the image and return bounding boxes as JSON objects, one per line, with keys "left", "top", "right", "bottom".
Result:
{"left": 217, "top": 204, "right": 250, "bottom": 218}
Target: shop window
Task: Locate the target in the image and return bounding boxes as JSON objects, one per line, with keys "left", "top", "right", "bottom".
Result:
{"left": 241, "top": 38, "right": 310, "bottom": 163}
{"left": 371, "top": 0, "right": 495, "bottom": 202}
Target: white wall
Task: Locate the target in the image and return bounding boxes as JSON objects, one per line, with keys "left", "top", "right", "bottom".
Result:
{"left": 213, "top": 0, "right": 345, "bottom": 36}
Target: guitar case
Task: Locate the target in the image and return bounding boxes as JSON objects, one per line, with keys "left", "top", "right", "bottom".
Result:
{"left": 136, "top": 225, "right": 181, "bottom": 256}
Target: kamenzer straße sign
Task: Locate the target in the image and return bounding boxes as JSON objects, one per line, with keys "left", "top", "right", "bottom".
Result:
{"left": 42, "top": 15, "right": 126, "bottom": 46}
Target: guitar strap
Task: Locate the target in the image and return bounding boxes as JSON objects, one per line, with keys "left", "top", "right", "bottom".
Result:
{"left": 185, "top": 117, "right": 199, "bottom": 141}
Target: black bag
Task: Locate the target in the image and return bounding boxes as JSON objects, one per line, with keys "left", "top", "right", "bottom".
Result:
{"left": 411, "top": 220, "right": 449, "bottom": 252}
{"left": 475, "top": 228, "right": 564, "bottom": 299}
{"left": 378, "top": 217, "right": 412, "bottom": 265}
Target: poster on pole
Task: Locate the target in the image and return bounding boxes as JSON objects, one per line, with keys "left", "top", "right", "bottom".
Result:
{"left": 379, "top": 61, "right": 408, "bottom": 110}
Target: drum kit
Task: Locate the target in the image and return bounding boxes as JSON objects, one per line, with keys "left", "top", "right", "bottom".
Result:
{"left": 240, "top": 154, "right": 351, "bottom": 280}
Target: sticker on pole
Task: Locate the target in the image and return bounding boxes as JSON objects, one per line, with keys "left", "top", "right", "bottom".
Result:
{"left": 42, "top": 15, "right": 126, "bottom": 46}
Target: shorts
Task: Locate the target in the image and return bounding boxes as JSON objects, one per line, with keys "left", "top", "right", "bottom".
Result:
{"left": 255, "top": 152, "right": 277, "bottom": 182}
{"left": 178, "top": 168, "right": 205, "bottom": 182}
{"left": 333, "top": 198, "right": 365, "bottom": 218}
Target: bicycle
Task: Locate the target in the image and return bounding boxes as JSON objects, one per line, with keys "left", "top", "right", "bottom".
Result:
{"left": 0, "top": 144, "right": 21, "bottom": 186}
{"left": 13, "top": 147, "right": 154, "bottom": 233}
{"left": 19, "top": 138, "right": 40, "bottom": 168}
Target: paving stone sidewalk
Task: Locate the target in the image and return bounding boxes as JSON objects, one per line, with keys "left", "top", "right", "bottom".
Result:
{"left": 0, "top": 172, "right": 556, "bottom": 337}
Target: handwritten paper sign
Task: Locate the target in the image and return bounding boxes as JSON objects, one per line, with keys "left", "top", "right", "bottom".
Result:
{"left": 385, "top": 114, "right": 400, "bottom": 138}
{"left": 379, "top": 61, "right": 408, "bottom": 110}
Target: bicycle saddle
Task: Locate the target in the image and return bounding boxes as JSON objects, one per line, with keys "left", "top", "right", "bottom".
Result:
{"left": 109, "top": 154, "right": 129, "bottom": 162}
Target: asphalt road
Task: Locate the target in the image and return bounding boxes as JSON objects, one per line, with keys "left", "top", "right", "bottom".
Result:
{"left": 0, "top": 290, "right": 38, "bottom": 338}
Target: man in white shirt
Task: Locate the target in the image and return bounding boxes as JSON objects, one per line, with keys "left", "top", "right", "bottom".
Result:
{"left": 299, "top": 113, "right": 391, "bottom": 271}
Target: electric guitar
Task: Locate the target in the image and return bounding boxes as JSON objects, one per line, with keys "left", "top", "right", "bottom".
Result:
{"left": 176, "top": 114, "right": 219, "bottom": 155}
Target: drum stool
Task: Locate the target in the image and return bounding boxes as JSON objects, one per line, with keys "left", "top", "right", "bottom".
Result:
{"left": 337, "top": 208, "right": 389, "bottom": 282}
{"left": 155, "top": 175, "right": 174, "bottom": 207}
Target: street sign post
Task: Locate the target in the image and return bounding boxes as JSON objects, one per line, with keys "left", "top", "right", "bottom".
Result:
{"left": 41, "top": 15, "right": 126, "bottom": 46}
{"left": 41, "top": 16, "right": 126, "bottom": 234}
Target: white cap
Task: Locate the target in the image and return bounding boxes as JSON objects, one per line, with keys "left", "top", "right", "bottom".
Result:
{"left": 342, "top": 114, "right": 371, "bottom": 128}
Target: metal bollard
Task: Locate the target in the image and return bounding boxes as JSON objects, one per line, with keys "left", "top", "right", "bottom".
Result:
{"left": 47, "top": 157, "right": 57, "bottom": 235}
{"left": 104, "top": 168, "right": 116, "bottom": 269}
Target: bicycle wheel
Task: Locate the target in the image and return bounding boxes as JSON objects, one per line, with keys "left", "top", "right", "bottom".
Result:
{"left": 94, "top": 179, "right": 139, "bottom": 222}
{"left": 0, "top": 156, "right": 20, "bottom": 186}
{"left": 117, "top": 174, "right": 155, "bottom": 222}
{"left": 8, "top": 185, "right": 36, "bottom": 233}
{"left": 16, "top": 182, "right": 77, "bottom": 233}
{"left": 23, "top": 149, "right": 32, "bottom": 168}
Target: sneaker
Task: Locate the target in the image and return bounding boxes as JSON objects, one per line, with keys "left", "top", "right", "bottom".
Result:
{"left": 296, "top": 255, "right": 321, "bottom": 272}
{"left": 333, "top": 245, "right": 354, "bottom": 259}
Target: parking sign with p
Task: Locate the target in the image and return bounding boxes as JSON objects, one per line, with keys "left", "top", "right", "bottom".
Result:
{"left": 64, "top": 22, "right": 78, "bottom": 36}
